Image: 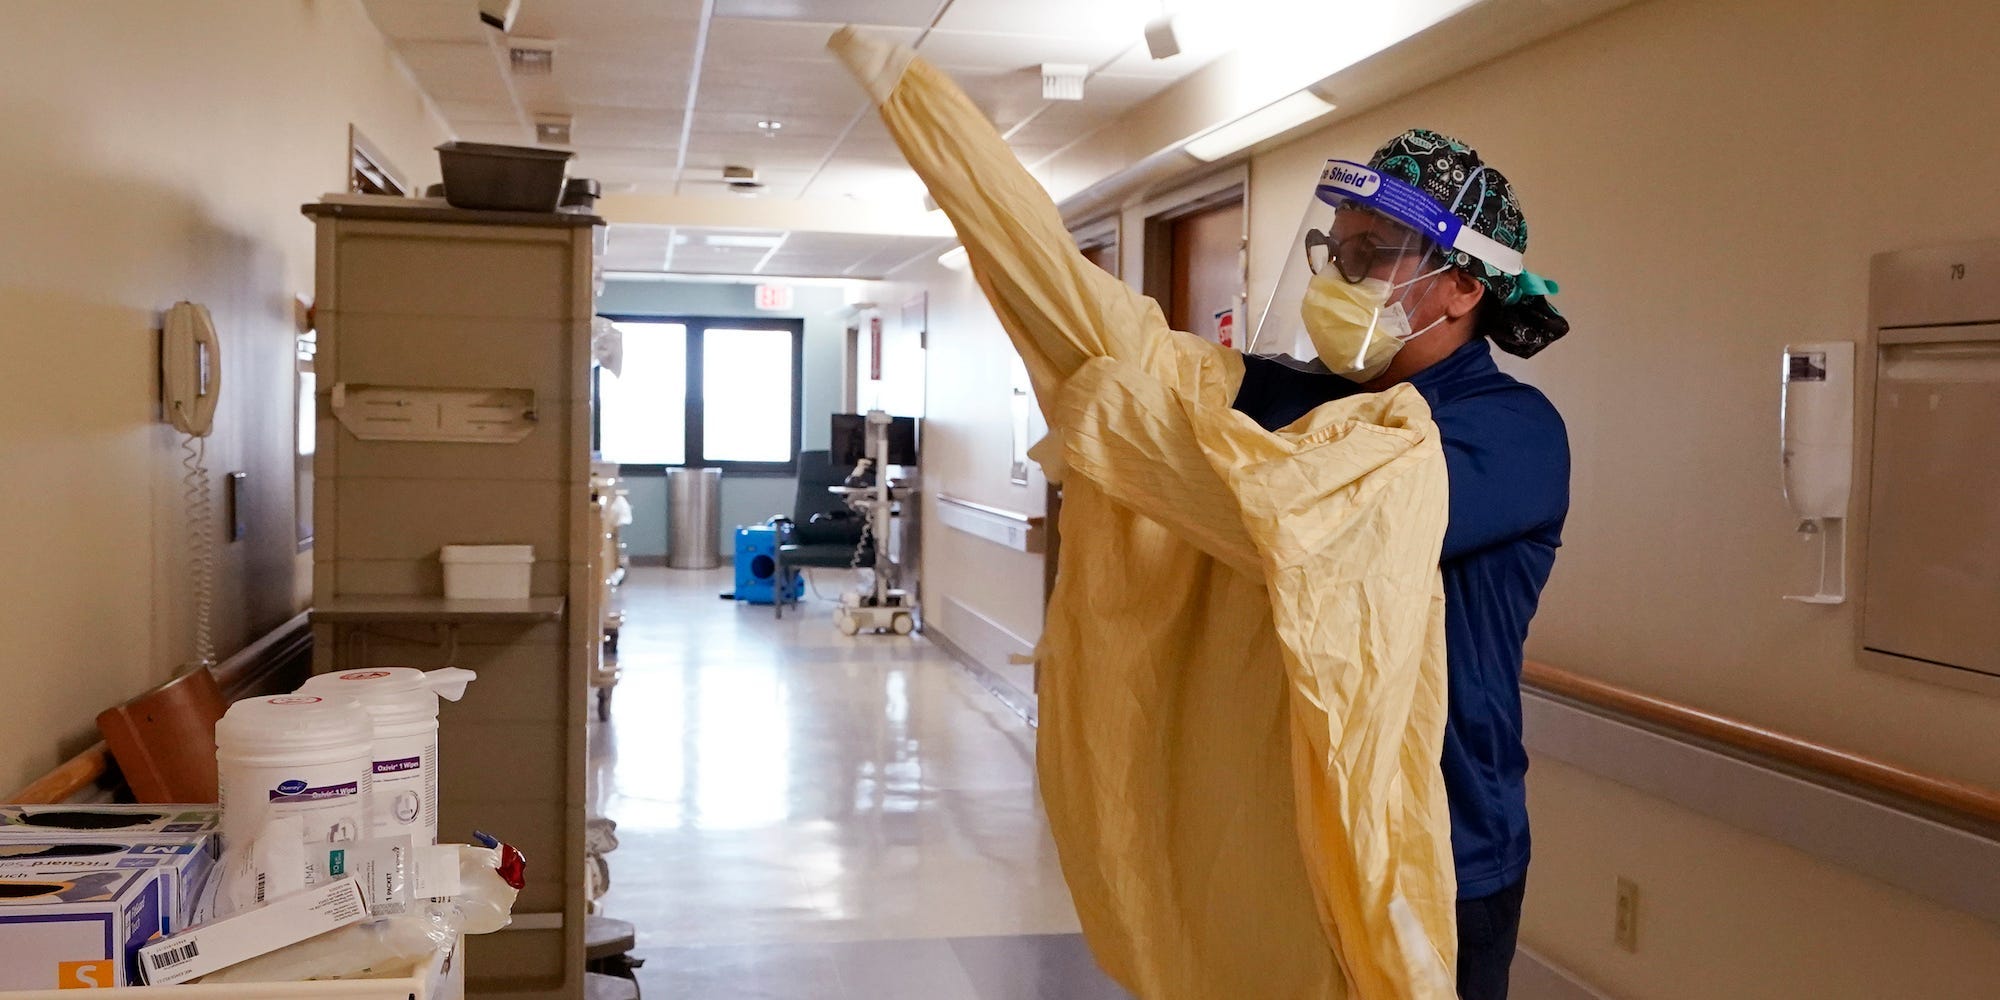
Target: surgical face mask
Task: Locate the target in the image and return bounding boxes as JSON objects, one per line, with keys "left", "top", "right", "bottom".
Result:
{"left": 1298, "top": 262, "right": 1449, "bottom": 382}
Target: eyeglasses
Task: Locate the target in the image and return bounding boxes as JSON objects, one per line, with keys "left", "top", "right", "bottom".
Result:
{"left": 1302, "top": 228, "right": 1423, "bottom": 284}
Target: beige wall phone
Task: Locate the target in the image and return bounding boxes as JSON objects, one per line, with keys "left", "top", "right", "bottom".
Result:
{"left": 162, "top": 301, "right": 221, "bottom": 669}
{"left": 163, "top": 301, "right": 221, "bottom": 436}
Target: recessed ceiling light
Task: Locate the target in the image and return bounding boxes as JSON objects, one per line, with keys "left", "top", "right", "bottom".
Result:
{"left": 534, "top": 114, "right": 572, "bottom": 145}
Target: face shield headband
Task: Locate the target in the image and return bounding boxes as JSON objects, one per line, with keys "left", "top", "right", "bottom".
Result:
{"left": 1315, "top": 159, "right": 1524, "bottom": 278}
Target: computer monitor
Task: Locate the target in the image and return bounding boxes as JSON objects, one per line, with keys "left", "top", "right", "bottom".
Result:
{"left": 831, "top": 413, "right": 919, "bottom": 466}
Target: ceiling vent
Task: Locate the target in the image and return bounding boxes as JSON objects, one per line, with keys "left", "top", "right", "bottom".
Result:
{"left": 509, "top": 45, "right": 554, "bottom": 75}
{"left": 535, "top": 115, "right": 572, "bottom": 145}
{"left": 1041, "top": 64, "right": 1087, "bottom": 101}
{"left": 724, "top": 165, "right": 764, "bottom": 195}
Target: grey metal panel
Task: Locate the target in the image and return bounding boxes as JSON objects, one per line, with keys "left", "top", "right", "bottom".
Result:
{"left": 1861, "top": 255, "right": 2000, "bottom": 681}
{"left": 1861, "top": 334, "right": 2000, "bottom": 676}
{"left": 1523, "top": 692, "right": 2000, "bottom": 926}
{"left": 1870, "top": 240, "right": 2000, "bottom": 329}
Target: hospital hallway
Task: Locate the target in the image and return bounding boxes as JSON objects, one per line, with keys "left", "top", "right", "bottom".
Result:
{"left": 587, "top": 566, "right": 1131, "bottom": 1000}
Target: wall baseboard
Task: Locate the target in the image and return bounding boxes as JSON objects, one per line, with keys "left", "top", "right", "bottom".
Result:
{"left": 925, "top": 619, "right": 1038, "bottom": 728}
{"left": 1513, "top": 946, "right": 1614, "bottom": 1000}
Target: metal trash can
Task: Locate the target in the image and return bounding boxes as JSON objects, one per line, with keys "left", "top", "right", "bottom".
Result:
{"left": 666, "top": 467, "right": 723, "bottom": 569}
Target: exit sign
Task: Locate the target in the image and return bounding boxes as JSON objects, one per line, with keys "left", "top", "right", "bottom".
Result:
{"left": 754, "top": 284, "right": 794, "bottom": 311}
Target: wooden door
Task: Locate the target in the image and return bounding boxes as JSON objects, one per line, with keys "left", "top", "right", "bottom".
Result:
{"left": 1167, "top": 199, "right": 1244, "bottom": 346}
{"left": 1081, "top": 242, "right": 1115, "bottom": 275}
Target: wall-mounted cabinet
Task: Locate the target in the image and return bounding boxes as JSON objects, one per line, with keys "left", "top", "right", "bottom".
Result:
{"left": 1861, "top": 241, "right": 2000, "bottom": 696}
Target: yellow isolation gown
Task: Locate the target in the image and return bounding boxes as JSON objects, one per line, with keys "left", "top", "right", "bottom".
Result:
{"left": 830, "top": 28, "right": 1459, "bottom": 999}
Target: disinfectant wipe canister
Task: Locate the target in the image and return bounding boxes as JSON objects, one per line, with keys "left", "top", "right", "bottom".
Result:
{"left": 216, "top": 695, "right": 373, "bottom": 850}
{"left": 296, "top": 668, "right": 475, "bottom": 845}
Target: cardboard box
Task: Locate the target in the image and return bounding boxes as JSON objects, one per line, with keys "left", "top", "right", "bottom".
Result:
{"left": 138, "top": 876, "right": 368, "bottom": 986}
{"left": 0, "top": 835, "right": 218, "bottom": 932}
{"left": 0, "top": 866, "right": 167, "bottom": 989}
{"left": 0, "top": 805, "right": 219, "bottom": 842}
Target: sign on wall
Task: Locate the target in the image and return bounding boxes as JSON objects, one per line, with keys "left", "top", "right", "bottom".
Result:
{"left": 754, "top": 283, "right": 794, "bottom": 311}
{"left": 869, "top": 316, "right": 883, "bottom": 381}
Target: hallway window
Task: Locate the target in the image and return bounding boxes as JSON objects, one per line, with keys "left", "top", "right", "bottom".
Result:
{"left": 702, "top": 327, "right": 795, "bottom": 463}
{"left": 599, "top": 321, "right": 689, "bottom": 466}
{"left": 597, "top": 316, "right": 804, "bottom": 472}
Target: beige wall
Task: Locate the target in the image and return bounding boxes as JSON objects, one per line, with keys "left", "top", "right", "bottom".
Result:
{"left": 897, "top": 260, "right": 1048, "bottom": 682}
{"left": 1529, "top": 758, "right": 2000, "bottom": 999}
{"left": 1252, "top": 0, "right": 2000, "bottom": 787}
{"left": 1240, "top": 0, "right": 2000, "bottom": 993}
{"left": 0, "top": 0, "right": 446, "bottom": 792}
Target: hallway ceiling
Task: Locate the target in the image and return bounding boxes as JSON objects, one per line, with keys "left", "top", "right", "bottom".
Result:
{"left": 360, "top": 0, "right": 1630, "bottom": 279}
{"left": 363, "top": 0, "right": 1230, "bottom": 202}
{"left": 597, "top": 225, "right": 945, "bottom": 280}
{"left": 360, "top": 0, "right": 1249, "bottom": 278}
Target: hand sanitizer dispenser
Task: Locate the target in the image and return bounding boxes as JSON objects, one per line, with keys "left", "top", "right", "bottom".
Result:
{"left": 1780, "top": 341, "right": 1853, "bottom": 603}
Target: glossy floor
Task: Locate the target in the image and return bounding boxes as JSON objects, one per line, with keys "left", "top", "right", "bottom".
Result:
{"left": 592, "top": 567, "right": 1130, "bottom": 999}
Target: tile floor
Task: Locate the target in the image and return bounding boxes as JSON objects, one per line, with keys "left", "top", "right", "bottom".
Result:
{"left": 591, "top": 567, "right": 1131, "bottom": 1000}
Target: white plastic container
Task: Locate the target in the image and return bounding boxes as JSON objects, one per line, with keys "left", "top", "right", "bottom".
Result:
{"left": 296, "top": 668, "right": 476, "bottom": 845}
{"left": 215, "top": 695, "right": 374, "bottom": 852}
{"left": 439, "top": 544, "right": 533, "bottom": 600}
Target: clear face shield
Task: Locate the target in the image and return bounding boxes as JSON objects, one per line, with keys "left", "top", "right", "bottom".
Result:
{"left": 1249, "top": 159, "right": 1525, "bottom": 381}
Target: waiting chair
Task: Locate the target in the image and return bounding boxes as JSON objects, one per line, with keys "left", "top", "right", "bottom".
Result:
{"left": 773, "top": 450, "right": 869, "bottom": 619}
{"left": 97, "top": 666, "right": 227, "bottom": 803}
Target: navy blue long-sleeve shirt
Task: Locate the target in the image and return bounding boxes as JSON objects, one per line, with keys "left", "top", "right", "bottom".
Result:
{"left": 1232, "top": 338, "right": 1569, "bottom": 899}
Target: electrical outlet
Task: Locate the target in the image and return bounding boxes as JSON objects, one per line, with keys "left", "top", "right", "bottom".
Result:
{"left": 1614, "top": 877, "right": 1640, "bottom": 952}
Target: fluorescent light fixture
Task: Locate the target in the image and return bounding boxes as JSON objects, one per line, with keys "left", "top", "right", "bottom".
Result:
{"left": 937, "top": 245, "right": 970, "bottom": 271}
{"left": 1184, "top": 91, "right": 1337, "bottom": 162}
{"left": 704, "top": 233, "right": 786, "bottom": 250}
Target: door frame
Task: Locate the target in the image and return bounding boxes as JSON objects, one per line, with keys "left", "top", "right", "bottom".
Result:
{"left": 1071, "top": 214, "right": 1123, "bottom": 281}
{"left": 1130, "top": 166, "right": 1249, "bottom": 316}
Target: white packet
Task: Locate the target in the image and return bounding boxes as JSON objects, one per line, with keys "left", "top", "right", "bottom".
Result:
{"left": 304, "top": 836, "right": 412, "bottom": 916}
{"left": 410, "top": 843, "right": 463, "bottom": 901}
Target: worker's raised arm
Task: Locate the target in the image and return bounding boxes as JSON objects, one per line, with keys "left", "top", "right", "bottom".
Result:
{"left": 828, "top": 28, "right": 1197, "bottom": 406}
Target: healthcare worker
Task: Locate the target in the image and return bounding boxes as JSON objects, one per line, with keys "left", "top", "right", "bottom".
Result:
{"left": 833, "top": 25, "right": 1550, "bottom": 996}
{"left": 1237, "top": 130, "right": 1571, "bottom": 1000}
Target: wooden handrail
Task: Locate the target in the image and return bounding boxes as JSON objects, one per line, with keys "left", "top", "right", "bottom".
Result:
{"left": 1523, "top": 660, "right": 2000, "bottom": 828}
{"left": 10, "top": 743, "right": 110, "bottom": 805}
{"left": 214, "top": 611, "right": 313, "bottom": 698}
{"left": 7, "top": 612, "right": 313, "bottom": 804}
